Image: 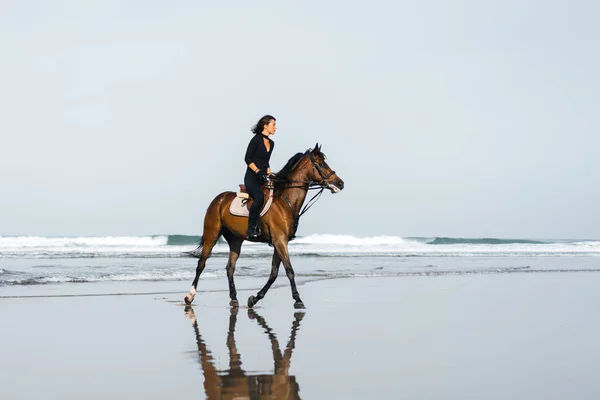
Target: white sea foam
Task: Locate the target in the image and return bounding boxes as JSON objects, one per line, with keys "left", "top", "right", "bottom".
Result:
{"left": 288, "top": 234, "right": 600, "bottom": 255}
{"left": 1, "top": 234, "right": 600, "bottom": 258}
{"left": 293, "top": 234, "right": 417, "bottom": 246}
{"left": 0, "top": 235, "right": 168, "bottom": 249}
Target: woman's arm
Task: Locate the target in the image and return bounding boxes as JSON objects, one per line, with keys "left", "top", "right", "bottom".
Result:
{"left": 266, "top": 141, "right": 274, "bottom": 175}
{"left": 247, "top": 163, "right": 259, "bottom": 173}
{"left": 244, "top": 137, "right": 260, "bottom": 173}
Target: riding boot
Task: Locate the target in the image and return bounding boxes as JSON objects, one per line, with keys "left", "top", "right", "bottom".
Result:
{"left": 246, "top": 211, "right": 261, "bottom": 241}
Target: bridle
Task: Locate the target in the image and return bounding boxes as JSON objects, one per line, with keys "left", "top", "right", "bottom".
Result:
{"left": 269, "top": 150, "right": 336, "bottom": 239}
{"left": 308, "top": 151, "right": 336, "bottom": 188}
{"left": 271, "top": 151, "right": 336, "bottom": 189}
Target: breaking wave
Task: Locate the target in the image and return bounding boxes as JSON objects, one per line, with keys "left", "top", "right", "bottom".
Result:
{"left": 1, "top": 234, "right": 599, "bottom": 259}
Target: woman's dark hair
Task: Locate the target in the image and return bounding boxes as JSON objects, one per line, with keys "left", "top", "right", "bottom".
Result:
{"left": 251, "top": 115, "right": 276, "bottom": 134}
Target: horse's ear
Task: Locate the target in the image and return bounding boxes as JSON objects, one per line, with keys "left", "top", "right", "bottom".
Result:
{"left": 313, "top": 142, "right": 320, "bottom": 154}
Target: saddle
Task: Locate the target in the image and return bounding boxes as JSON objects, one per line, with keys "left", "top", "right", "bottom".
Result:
{"left": 229, "top": 182, "right": 274, "bottom": 218}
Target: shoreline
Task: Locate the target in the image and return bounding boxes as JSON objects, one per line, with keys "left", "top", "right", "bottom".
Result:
{"left": 3, "top": 267, "right": 600, "bottom": 299}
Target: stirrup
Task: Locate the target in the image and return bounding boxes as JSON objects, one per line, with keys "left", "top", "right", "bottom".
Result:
{"left": 246, "top": 232, "right": 261, "bottom": 241}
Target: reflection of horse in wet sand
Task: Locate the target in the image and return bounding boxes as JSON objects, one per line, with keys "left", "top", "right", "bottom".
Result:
{"left": 184, "top": 306, "right": 304, "bottom": 399}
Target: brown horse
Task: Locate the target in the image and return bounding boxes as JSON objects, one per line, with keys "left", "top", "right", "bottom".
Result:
{"left": 185, "top": 306, "right": 304, "bottom": 399}
{"left": 184, "top": 143, "right": 344, "bottom": 309}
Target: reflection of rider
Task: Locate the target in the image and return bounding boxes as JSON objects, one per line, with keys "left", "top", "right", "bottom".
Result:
{"left": 244, "top": 115, "right": 276, "bottom": 240}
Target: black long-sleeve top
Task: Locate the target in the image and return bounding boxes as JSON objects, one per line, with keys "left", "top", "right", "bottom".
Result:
{"left": 244, "top": 134, "right": 274, "bottom": 173}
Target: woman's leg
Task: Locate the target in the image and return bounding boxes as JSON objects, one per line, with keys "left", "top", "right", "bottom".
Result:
{"left": 244, "top": 172, "right": 265, "bottom": 239}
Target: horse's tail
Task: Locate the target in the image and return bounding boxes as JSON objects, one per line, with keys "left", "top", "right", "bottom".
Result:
{"left": 185, "top": 236, "right": 204, "bottom": 258}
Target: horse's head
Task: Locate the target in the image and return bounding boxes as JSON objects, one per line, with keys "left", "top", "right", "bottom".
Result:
{"left": 305, "top": 143, "right": 344, "bottom": 193}
{"left": 274, "top": 144, "right": 344, "bottom": 194}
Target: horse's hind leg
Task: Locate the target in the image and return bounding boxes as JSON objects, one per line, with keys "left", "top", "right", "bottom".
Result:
{"left": 184, "top": 219, "right": 222, "bottom": 305}
{"left": 222, "top": 229, "right": 242, "bottom": 307}
{"left": 248, "top": 250, "right": 281, "bottom": 308}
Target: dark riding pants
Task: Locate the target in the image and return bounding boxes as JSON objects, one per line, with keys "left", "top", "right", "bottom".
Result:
{"left": 244, "top": 169, "right": 264, "bottom": 222}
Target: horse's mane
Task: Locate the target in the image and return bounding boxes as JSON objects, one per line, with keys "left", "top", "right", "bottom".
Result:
{"left": 273, "top": 148, "right": 326, "bottom": 195}
{"left": 275, "top": 152, "right": 305, "bottom": 180}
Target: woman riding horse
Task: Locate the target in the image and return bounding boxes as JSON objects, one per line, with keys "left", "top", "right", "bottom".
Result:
{"left": 244, "top": 115, "right": 276, "bottom": 240}
{"left": 184, "top": 139, "right": 345, "bottom": 309}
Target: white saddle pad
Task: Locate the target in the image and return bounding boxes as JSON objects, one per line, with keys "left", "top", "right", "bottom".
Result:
{"left": 229, "top": 189, "right": 274, "bottom": 217}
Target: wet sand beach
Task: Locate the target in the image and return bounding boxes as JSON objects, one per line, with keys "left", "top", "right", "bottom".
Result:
{"left": 2, "top": 274, "right": 600, "bottom": 399}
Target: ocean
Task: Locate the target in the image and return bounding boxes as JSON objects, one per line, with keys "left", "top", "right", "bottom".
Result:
{"left": 1, "top": 234, "right": 600, "bottom": 288}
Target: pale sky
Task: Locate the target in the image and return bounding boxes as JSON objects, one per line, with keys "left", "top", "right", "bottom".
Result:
{"left": 1, "top": 0, "right": 598, "bottom": 239}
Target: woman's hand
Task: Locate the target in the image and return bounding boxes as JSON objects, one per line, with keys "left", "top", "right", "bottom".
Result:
{"left": 256, "top": 170, "right": 268, "bottom": 185}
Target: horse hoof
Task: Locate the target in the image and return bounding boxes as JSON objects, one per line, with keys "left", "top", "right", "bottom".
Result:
{"left": 294, "top": 301, "right": 306, "bottom": 309}
{"left": 184, "top": 295, "right": 192, "bottom": 305}
{"left": 230, "top": 300, "right": 239, "bottom": 308}
{"left": 247, "top": 296, "right": 256, "bottom": 308}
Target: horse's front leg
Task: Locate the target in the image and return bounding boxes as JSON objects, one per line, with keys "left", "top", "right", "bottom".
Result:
{"left": 248, "top": 250, "right": 281, "bottom": 308}
{"left": 275, "top": 240, "right": 305, "bottom": 309}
